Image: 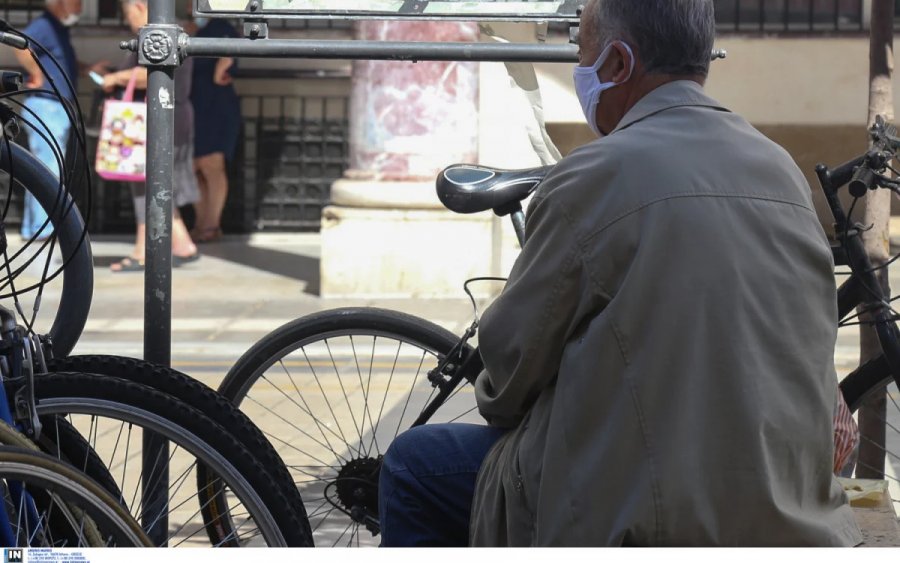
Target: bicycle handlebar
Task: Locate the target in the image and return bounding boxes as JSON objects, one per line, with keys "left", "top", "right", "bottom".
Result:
{"left": 825, "top": 116, "right": 900, "bottom": 198}
{"left": 849, "top": 161, "right": 878, "bottom": 197}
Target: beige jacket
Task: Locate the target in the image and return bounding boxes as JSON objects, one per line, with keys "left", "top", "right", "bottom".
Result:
{"left": 469, "top": 80, "right": 862, "bottom": 547}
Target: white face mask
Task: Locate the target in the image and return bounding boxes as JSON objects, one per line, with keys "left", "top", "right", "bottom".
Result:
{"left": 572, "top": 41, "right": 635, "bottom": 137}
{"left": 60, "top": 12, "right": 80, "bottom": 26}
{"left": 193, "top": 17, "right": 209, "bottom": 28}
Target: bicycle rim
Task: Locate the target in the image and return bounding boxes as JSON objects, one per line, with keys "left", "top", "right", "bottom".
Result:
{"left": 0, "top": 447, "right": 150, "bottom": 547}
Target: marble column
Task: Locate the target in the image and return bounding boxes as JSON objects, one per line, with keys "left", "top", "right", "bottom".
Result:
{"left": 322, "top": 21, "right": 495, "bottom": 298}
{"left": 347, "top": 21, "right": 479, "bottom": 182}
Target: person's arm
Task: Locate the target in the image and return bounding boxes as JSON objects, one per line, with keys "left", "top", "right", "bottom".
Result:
{"left": 213, "top": 57, "right": 234, "bottom": 85}
{"left": 102, "top": 67, "right": 147, "bottom": 93}
{"left": 474, "top": 186, "right": 599, "bottom": 428}
{"left": 13, "top": 48, "right": 43, "bottom": 89}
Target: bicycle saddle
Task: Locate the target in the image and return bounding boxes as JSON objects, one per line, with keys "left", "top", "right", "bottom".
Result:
{"left": 436, "top": 164, "right": 553, "bottom": 215}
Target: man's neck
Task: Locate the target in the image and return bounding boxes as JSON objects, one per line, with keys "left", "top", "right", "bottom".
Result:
{"left": 621, "top": 74, "right": 706, "bottom": 118}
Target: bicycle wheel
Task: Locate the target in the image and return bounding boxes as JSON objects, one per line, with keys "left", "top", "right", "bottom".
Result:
{"left": 10, "top": 372, "right": 313, "bottom": 547}
{"left": 218, "top": 307, "right": 477, "bottom": 546}
{"left": 0, "top": 141, "right": 93, "bottom": 357}
{"left": 0, "top": 446, "right": 150, "bottom": 547}
{"left": 45, "top": 354, "right": 309, "bottom": 544}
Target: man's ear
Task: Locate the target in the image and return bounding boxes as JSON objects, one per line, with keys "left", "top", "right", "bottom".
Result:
{"left": 607, "top": 42, "right": 633, "bottom": 83}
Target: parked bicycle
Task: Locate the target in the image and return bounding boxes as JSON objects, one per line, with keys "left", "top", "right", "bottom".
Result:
{"left": 0, "top": 21, "right": 315, "bottom": 547}
{"left": 217, "top": 117, "right": 900, "bottom": 546}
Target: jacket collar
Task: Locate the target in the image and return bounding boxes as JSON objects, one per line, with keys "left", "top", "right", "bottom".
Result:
{"left": 611, "top": 80, "right": 729, "bottom": 134}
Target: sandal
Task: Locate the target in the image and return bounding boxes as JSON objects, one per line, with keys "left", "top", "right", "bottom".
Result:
{"left": 173, "top": 252, "right": 201, "bottom": 267}
{"left": 110, "top": 257, "right": 144, "bottom": 273}
{"left": 192, "top": 227, "right": 223, "bottom": 244}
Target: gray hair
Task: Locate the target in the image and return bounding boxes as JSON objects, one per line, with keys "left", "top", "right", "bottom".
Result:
{"left": 591, "top": 0, "right": 715, "bottom": 77}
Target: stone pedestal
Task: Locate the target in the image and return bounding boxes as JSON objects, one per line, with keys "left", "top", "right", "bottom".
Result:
{"left": 321, "top": 180, "right": 497, "bottom": 298}
{"left": 321, "top": 20, "right": 484, "bottom": 298}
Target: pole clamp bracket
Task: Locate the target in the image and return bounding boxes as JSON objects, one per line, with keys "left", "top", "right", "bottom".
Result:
{"left": 138, "top": 24, "right": 184, "bottom": 67}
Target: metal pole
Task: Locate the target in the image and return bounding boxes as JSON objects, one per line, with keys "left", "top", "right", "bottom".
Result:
{"left": 183, "top": 37, "right": 580, "bottom": 62}
{"left": 175, "top": 37, "right": 726, "bottom": 63}
{"left": 141, "top": 0, "right": 177, "bottom": 546}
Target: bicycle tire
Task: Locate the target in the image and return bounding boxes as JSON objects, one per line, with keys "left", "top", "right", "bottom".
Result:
{"left": 0, "top": 141, "right": 93, "bottom": 357}
{"left": 45, "top": 354, "right": 311, "bottom": 543}
{"left": 9, "top": 372, "right": 314, "bottom": 547}
{"left": 219, "top": 307, "right": 475, "bottom": 546}
{"left": 0, "top": 446, "right": 151, "bottom": 547}
{"left": 839, "top": 356, "right": 890, "bottom": 413}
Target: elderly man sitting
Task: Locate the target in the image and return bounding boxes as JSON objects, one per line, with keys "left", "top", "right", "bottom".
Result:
{"left": 377, "top": 0, "right": 862, "bottom": 547}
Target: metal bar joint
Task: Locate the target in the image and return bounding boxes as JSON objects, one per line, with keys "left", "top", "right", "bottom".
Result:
{"left": 137, "top": 23, "right": 185, "bottom": 68}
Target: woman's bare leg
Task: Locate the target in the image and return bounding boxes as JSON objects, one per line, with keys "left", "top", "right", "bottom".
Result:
{"left": 192, "top": 162, "right": 210, "bottom": 235}
{"left": 193, "top": 152, "right": 228, "bottom": 239}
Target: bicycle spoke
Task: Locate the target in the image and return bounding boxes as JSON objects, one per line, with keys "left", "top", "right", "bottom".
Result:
{"left": 305, "top": 497, "right": 333, "bottom": 520}
{"left": 447, "top": 405, "right": 479, "bottom": 423}
{"left": 311, "top": 505, "right": 338, "bottom": 533}
{"left": 169, "top": 479, "right": 249, "bottom": 546}
{"left": 324, "top": 339, "right": 367, "bottom": 460}
{"left": 349, "top": 335, "right": 377, "bottom": 458}
{"left": 17, "top": 481, "right": 27, "bottom": 546}
{"left": 255, "top": 410, "right": 345, "bottom": 469}
{"left": 331, "top": 519, "right": 355, "bottom": 547}
{"left": 393, "top": 350, "right": 428, "bottom": 440}
{"left": 274, "top": 360, "right": 353, "bottom": 461}
{"left": 302, "top": 347, "right": 354, "bottom": 452}
{"left": 143, "top": 456, "right": 196, "bottom": 537}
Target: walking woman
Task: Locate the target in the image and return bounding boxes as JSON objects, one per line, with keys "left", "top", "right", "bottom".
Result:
{"left": 103, "top": 0, "right": 200, "bottom": 271}
{"left": 187, "top": 16, "right": 241, "bottom": 243}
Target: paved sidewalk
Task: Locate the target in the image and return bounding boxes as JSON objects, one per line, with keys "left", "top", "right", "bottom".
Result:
{"left": 8, "top": 229, "right": 900, "bottom": 544}
{"left": 74, "top": 233, "right": 480, "bottom": 390}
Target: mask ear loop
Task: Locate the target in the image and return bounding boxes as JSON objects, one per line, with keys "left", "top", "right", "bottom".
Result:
{"left": 608, "top": 41, "right": 636, "bottom": 85}
{"left": 574, "top": 41, "right": 636, "bottom": 84}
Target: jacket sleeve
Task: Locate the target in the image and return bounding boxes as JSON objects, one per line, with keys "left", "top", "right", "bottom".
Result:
{"left": 474, "top": 188, "right": 596, "bottom": 428}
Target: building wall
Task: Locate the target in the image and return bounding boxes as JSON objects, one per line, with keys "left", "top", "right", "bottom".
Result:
{"left": 1, "top": 24, "right": 895, "bottom": 231}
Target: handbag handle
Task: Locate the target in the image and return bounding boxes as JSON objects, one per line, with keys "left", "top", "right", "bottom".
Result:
{"left": 122, "top": 67, "right": 139, "bottom": 102}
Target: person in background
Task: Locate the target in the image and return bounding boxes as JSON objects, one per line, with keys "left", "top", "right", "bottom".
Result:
{"left": 101, "top": 0, "right": 200, "bottom": 272}
{"left": 14, "top": 0, "right": 106, "bottom": 240}
{"left": 184, "top": 16, "right": 241, "bottom": 243}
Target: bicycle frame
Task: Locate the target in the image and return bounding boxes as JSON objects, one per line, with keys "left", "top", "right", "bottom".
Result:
{"left": 817, "top": 159, "right": 900, "bottom": 391}
{"left": 410, "top": 208, "right": 525, "bottom": 428}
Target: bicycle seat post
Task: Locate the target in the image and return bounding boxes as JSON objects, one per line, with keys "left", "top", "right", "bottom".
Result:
{"left": 510, "top": 208, "right": 525, "bottom": 247}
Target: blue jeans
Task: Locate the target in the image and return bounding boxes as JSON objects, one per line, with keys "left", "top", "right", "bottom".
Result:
{"left": 22, "top": 96, "right": 70, "bottom": 238}
{"left": 378, "top": 423, "right": 507, "bottom": 547}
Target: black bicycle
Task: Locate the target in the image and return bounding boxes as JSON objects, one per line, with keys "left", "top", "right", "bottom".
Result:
{"left": 0, "top": 23, "right": 316, "bottom": 547}
{"left": 215, "top": 117, "right": 900, "bottom": 546}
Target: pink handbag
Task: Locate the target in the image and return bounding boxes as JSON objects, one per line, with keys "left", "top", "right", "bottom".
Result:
{"left": 94, "top": 68, "right": 146, "bottom": 182}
